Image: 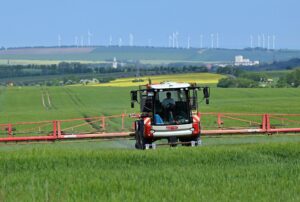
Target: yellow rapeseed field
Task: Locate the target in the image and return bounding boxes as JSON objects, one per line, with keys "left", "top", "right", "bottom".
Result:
{"left": 92, "top": 73, "right": 225, "bottom": 87}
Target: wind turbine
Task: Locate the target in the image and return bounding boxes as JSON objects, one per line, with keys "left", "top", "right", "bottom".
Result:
{"left": 210, "top": 33, "right": 214, "bottom": 49}
{"left": 257, "top": 35, "right": 261, "bottom": 47}
{"left": 168, "top": 35, "right": 172, "bottom": 48}
{"left": 74, "top": 36, "right": 79, "bottom": 48}
{"left": 129, "top": 33, "right": 134, "bottom": 46}
{"left": 216, "top": 33, "right": 219, "bottom": 48}
{"left": 262, "top": 34, "right": 265, "bottom": 49}
{"left": 87, "top": 30, "right": 93, "bottom": 46}
{"left": 148, "top": 39, "right": 152, "bottom": 47}
{"left": 200, "top": 34, "right": 203, "bottom": 49}
{"left": 109, "top": 35, "right": 112, "bottom": 46}
{"left": 172, "top": 32, "right": 175, "bottom": 48}
{"left": 267, "top": 34, "right": 270, "bottom": 50}
{"left": 272, "top": 35, "right": 276, "bottom": 50}
{"left": 80, "top": 36, "right": 84, "bottom": 47}
{"left": 58, "top": 34, "right": 62, "bottom": 47}
{"left": 175, "top": 32, "right": 179, "bottom": 48}
{"left": 118, "top": 37, "right": 122, "bottom": 47}
{"left": 250, "top": 35, "right": 253, "bottom": 48}
{"left": 187, "top": 36, "right": 191, "bottom": 49}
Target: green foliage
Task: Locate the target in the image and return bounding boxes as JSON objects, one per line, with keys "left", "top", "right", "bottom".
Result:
{"left": 265, "top": 58, "right": 300, "bottom": 70}
{"left": 217, "top": 77, "right": 259, "bottom": 88}
{"left": 216, "top": 66, "right": 245, "bottom": 77}
{"left": 0, "top": 63, "right": 209, "bottom": 86}
{"left": 240, "top": 72, "right": 268, "bottom": 82}
{"left": 0, "top": 142, "right": 299, "bottom": 201}
{"left": 131, "top": 79, "right": 145, "bottom": 83}
{"left": 216, "top": 66, "right": 272, "bottom": 88}
{"left": 217, "top": 77, "right": 236, "bottom": 87}
{"left": 98, "top": 77, "right": 115, "bottom": 83}
{"left": 277, "top": 68, "right": 300, "bottom": 87}
{"left": 277, "top": 76, "right": 289, "bottom": 87}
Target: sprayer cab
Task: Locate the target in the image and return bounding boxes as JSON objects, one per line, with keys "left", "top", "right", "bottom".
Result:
{"left": 130, "top": 81, "right": 210, "bottom": 149}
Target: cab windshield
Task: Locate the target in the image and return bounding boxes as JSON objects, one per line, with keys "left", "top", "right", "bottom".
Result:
{"left": 153, "top": 90, "right": 191, "bottom": 125}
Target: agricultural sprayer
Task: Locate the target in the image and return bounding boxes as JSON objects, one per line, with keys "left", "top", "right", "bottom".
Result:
{"left": 1, "top": 81, "right": 300, "bottom": 149}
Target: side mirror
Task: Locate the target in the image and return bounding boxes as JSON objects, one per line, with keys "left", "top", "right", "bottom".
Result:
{"left": 131, "top": 91, "right": 138, "bottom": 102}
{"left": 203, "top": 87, "right": 210, "bottom": 98}
{"left": 130, "top": 91, "right": 138, "bottom": 108}
{"left": 203, "top": 87, "right": 210, "bottom": 105}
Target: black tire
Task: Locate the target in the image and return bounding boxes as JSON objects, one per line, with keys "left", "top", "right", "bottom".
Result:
{"left": 168, "top": 136, "right": 178, "bottom": 147}
{"left": 181, "top": 135, "right": 200, "bottom": 146}
{"left": 135, "top": 120, "right": 146, "bottom": 150}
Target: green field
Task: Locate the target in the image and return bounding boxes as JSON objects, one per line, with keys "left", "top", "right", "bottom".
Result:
{"left": 0, "top": 141, "right": 300, "bottom": 201}
{"left": 1, "top": 83, "right": 300, "bottom": 201}
{"left": 1, "top": 86, "right": 300, "bottom": 124}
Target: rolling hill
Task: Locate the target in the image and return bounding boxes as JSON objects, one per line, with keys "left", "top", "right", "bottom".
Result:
{"left": 1, "top": 46, "right": 300, "bottom": 65}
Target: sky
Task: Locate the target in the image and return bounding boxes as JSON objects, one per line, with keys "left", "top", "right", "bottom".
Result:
{"left": 0, "top": 0, "right": 300, "bottom": 49}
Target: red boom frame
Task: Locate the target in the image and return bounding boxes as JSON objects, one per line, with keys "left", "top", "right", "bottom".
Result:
{"left": 0, "top": 112, "right": 300, "bottom": 143}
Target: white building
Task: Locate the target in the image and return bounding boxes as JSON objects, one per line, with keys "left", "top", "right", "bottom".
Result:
{"left": 234, "top": 55, "right": 259, "bottom": 66}
{"left": 112, "top": 57, "right": 118, "bottom": 69}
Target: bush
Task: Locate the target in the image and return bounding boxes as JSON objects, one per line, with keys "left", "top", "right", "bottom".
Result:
{"left": 217, "top": 78, "right": 236, "bottom": 88}
{"left": 217, "top": 77, "right": 259, "bottom": 88}
{"left": 216, "top": 66, "right": 245, "bottom": 77}
{"left": 240, "top": 72, "right": 268, "bottom": 82}
{"left": 277, "top": 68, "right": 300, "bottom": 87}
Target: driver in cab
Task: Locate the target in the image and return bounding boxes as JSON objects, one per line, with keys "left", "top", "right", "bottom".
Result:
{"left": 162, "top": 92, "right": 175, "bottom": 108}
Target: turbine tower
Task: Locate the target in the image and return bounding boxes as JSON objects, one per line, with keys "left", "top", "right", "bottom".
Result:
{"left": 267, "top": 34, "right": 270, "bottom": 50}
{"left": 175, "top": 32, "right": 179, "bottom": 48}
{"left": 58, "top": 34, "right": 62, "bottom": 47}
{"left": 272, "top": 35, "right": 276, "bottom": 50}
{"left": 168, "top": 35, "right": 172, "bottom": 48}
{"left": 200, "top": 34, "right": 203, "bottom": 49}
{"left": 80, "top": 36, "right": 84, "bottom": 47}
{"left": 250, "top": 35, "right": 253, "bottom": 48}
{"left": 262, "top": 34, "right": 265, "bottom": 49}
{"left": 129, "top": 33, "right": 134, "bottom": 46}
{"left": 210, "top": 33, "right": 214, "bottom": 49}
{"left": 216, "top": 33, "right": 219, "bottom": 48}
{"left": 87, "top": 30, "right": 92, "bottom": 46}
{"left": 172, "top": 32, "right": 175, "bottom": 48}
{"left": 74, "top": 36, "right": 79, "bottom": 48}
{"left": 109, "top": 35, "right": 112, "bottom": 46}
{"left": 148, "top": 39, "right": 152, "bottom": 47}
{"left": 257, "top": 35, "right": 261, "bottom": 47}
{"left": 187, "top": 35, "right": 190, "bottom": 49}
{"left": 118, "top": 37, "right": 123, "bottom": 47}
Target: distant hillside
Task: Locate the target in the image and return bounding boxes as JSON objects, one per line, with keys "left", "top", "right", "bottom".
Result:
{"left": 0, "top": 47, "right": 93, "bottom": 55}
{"left": 242, "top": 58, "right": 300, "bottom": 71}
{"left": 1, "top": 46, "right": 300, "bottom": 65}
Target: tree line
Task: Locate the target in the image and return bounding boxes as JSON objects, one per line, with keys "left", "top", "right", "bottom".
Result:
{"left": 216, "top": 64, "right": 300, "bottom": 88}
{"left": 277, "top": 68, "right": 300, "bottom": 87}
{"left": 216, "top": 66, "right": 269, "bottom": 88}
{"left": 0, "top": 62, "right": 208, "bottom": 86}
